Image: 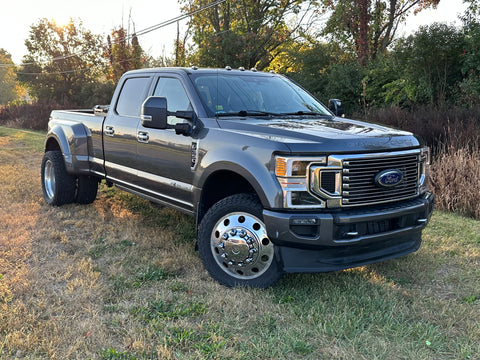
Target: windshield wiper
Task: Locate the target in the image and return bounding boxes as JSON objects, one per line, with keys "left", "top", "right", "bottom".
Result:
{"left": 279, "top": 110, "right": 331, "bottom": 116}
{"left": 215, "top": 110, "right": 333, "bottom": 118}
{"left": 215, "top": 110, "right": 281, "bottom": 117}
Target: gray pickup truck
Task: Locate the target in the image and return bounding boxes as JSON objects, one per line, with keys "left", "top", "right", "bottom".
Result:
{"left": 41, "top": 67, "right": 434, "bottom": 287}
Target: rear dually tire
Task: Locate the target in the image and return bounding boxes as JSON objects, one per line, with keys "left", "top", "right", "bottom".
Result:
{"left": 41, "top": 150, "right": 76, "bottom": 206}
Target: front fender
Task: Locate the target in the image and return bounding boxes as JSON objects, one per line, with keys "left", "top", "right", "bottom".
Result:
{"left": 197, "top": 147, "right": 284, "bottom": 210}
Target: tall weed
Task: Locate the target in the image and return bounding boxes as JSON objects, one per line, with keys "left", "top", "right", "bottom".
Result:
{"left": 430, "top": 146, "right": 480, "bottom": 219}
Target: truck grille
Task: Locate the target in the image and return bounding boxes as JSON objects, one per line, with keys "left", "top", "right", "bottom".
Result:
{"left": 342, "top": 153, "right": 419, "bottom": 206}
{"left": 310, "top": 150, "right": 421, "bottom": 207}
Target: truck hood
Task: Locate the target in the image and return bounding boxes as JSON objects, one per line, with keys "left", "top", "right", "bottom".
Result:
{"left": 215, "top": 116, "right": 422, "bottom": 153}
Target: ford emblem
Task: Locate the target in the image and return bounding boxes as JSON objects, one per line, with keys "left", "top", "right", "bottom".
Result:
{"left": 375, "top": 169, "right": 404, "bottom": 188}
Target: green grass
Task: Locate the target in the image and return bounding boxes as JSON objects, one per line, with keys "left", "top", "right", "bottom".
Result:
{"left": 0, "top": 125, "right": 45, "bottom": 152}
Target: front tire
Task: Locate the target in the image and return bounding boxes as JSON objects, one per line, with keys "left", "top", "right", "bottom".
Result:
{"left": 41, "top": 150, "right": 76, "bottom": 206}
{"left": 198, "top": 194, "right": 283, "bottom": 288}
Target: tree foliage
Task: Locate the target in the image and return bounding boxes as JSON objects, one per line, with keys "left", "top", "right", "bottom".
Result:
{"left": 18, "top": 18, "right": 104, "bottom": 105}
{"left": 181, "top": 0, "right": 308, "bottom": 69}
{"left": 0, "top": 49, "right": 24, "bottom": 105}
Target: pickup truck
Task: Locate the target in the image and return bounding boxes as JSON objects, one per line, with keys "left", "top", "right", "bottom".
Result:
{"left": 41, "top": 67, "right": 434, "bottom": 288}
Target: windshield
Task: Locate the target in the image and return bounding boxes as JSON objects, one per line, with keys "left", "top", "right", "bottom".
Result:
{"left": 190, "top": 72, "right": 332, "bottom": 118}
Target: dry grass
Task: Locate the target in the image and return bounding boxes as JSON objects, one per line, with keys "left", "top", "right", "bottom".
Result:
{"left": 1, "top": 126, "right": 479, "bottom": 359}
{"left": 430, "top": 146, "right": 480, "bottom": 219}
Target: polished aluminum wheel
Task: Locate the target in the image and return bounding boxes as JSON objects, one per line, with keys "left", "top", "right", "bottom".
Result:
{"left": 43, "top": 159, "right": 56, "bottom": 201}
{"left": 210, "top": 212, "right": 274, "bottom": 280}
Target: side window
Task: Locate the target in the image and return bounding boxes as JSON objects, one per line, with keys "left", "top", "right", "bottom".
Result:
{"left": 115, "top": 77, "right": 150, "bottom": 117}
{"left": 154, "top": 77, "right": 192, "bottom": 125}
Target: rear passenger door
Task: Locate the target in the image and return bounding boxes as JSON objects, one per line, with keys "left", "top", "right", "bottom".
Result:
{"left": 135, "top": 76, "right": 196, "bottom": 213}
{"left": 103, "top": 76, "right": 152, "bottom": 186}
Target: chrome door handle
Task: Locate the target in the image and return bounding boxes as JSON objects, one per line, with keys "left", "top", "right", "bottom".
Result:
{"left": 137, "top": 131, "right": 149, "bottom": 143}
{"left": 104, "top": 126, "right": 115, "bottom": 136}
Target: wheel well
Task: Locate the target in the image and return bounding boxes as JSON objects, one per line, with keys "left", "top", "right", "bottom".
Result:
{"left": 198, "top": 170, "right": 257, "bottom": 224}
{"left": 45, "top": 138, "right": 61, "bottom": 152}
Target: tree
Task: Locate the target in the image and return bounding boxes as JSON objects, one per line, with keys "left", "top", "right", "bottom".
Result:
{"left": 105, "top": 27, "right": 146, "bottom": 83}
{"left": 181, "top": 0, "right": 310, "bottom": 69}
{"left": 392, "top": 23, "right": 465, "bottom": 105}
{"left": 457, "top": 1, "right": 480, "bottom": 106}
{"left": 0, "top": 49, "right": 24, "bottom": 105}
{"left": 464, "top": 0, "right": 480, "bottom": 15}
{"left": 320, "top": 0, "right": 440, "bottom": 65}
{"left": 18, "top": 18, "right": 104, "bottom": 105}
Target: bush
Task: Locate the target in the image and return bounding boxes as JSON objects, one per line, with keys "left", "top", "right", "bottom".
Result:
{"left": 0, "top": 100, "right": 81, "bottom": 130}
{"left": 361, "top": 105, "right": 480, "bottom": 153}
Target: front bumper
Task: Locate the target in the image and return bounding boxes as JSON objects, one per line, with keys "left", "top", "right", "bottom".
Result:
{"left": 263, "top": 192, "right": 434, "bottom": 273}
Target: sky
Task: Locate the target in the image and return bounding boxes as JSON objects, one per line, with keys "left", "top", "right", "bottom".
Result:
{"left": 0, "top": 0, "right": 470, "bottom": 65}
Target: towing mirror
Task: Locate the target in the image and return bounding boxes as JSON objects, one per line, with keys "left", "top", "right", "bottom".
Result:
{"left": 328, "top": 99, "right": 344, "bottom": 117}
{"left": 141, "top": 96, "right": 168, "bottom": 129}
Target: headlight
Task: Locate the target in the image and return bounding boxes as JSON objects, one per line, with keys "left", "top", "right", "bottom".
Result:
{"left": 275, "top": 157, "right": 316, "bottom": 177}
{"left": 419, "top": 146, "right": 430, "bottom": 193}
{"left": 275, "top": 156, "right": 326, "bottom": 208}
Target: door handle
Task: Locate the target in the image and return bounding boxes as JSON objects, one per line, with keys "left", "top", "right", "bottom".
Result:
{"left": 104, "top": 126, "right": 115, "bottom": 136}
{"left": 137, "top": 131, "right": 149, "bottom": 143}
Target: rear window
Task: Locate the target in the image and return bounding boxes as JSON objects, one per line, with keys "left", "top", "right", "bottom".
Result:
{"left": 115, "top": 77, "right": 150, "bottom": 117}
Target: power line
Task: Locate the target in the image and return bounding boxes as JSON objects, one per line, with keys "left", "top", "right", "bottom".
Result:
{"left": 135, "top": 0, "right": 226, "bottom": 37}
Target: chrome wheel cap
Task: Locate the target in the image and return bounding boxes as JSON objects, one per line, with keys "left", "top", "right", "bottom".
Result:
{"left": 211, "top": 212, "right": 274, "bottom": 280}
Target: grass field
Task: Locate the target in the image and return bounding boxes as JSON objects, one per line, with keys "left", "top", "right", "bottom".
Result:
{"left": 0, "top": 126, "right": 479, "bottom": 359}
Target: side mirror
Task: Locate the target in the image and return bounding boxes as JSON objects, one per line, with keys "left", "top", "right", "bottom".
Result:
{"left": 329, "top": 99, "right": 344, "bottom": 117}
{"left": 141, "top": 96, "right": 168, "bottom": 129}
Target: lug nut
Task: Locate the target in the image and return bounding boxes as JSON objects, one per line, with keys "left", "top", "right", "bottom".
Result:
{"left": 222, "top": 233, "right": 229, "bottom": 240}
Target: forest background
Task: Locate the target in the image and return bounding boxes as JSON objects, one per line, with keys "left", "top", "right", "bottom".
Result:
{"left": 1, "top": 0, "right": 480, "bottom": 218}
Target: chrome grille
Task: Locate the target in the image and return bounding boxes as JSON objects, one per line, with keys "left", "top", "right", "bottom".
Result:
{"left": 341, "top": 153, "right": 419, "bottom": 206}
